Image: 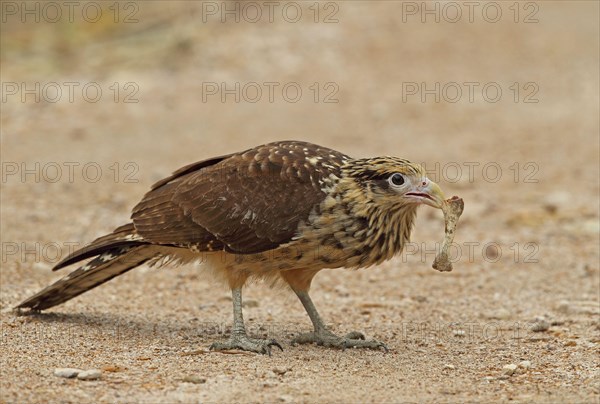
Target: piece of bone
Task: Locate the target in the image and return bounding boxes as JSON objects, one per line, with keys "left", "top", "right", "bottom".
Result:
{"left": 432, "top": 196, "right": 464, "bottom": 272}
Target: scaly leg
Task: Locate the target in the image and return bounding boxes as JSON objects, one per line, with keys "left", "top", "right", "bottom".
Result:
{"left": 290, "top": 288, "right": 388, "bottom": 352}
{"left": 209, "top": 287, "right": 283, "bottom": 355}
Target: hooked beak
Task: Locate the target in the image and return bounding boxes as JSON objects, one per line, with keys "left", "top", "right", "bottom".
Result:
{"left": 405, "top": 178, "right": 445, "bottom": 209}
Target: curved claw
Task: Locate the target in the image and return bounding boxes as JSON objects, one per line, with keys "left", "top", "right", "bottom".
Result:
{"left": 210, "top": 336, "right": 283, "bottom": 355}
{"left": 292, "top": 329, "right": 387, "bottom": 352}
{"left": 373, "top": 341, "right": 389, "bottom": 353}
{"left": 269, "top": 339, "right": 284, "bottom": 352}
{"left": 264, "top": 339, "right": 284, "bottom": 356}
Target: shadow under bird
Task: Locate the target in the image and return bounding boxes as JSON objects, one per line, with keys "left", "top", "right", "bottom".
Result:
{"left": 17, "top": 140, "right": 448, "bottom": 354}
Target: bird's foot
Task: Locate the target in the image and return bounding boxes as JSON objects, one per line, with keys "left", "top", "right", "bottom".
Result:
{"left": 209, "top": 334, "right": 283, "bottom": 356}
{"left": 291, "top": 329, "right": 388, "bottom": 352}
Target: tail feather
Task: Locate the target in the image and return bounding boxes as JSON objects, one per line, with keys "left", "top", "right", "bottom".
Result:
{"left": 16, "top": 223, "right": 158, "bottom": 311}
{"left": 53, "top": 223, "right": 145, "bottom": 271}
{"left": 16, "top": 245, "right": 157, "bottom": 311}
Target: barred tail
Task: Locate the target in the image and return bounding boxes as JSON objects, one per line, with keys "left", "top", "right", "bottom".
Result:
{"left": 16, "top": 224, "right": 156, "bottom": 311}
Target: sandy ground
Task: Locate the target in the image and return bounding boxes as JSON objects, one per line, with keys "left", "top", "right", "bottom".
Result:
{"left": 1, "top": 1, "right": 599, "bottom": 403}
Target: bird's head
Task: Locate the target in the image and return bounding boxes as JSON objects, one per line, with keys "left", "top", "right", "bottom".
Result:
{"left": 341, "top": 157, "right": 445, "bottom": 210}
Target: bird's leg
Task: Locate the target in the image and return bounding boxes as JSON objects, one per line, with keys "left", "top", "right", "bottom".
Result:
{"left": 291, "top": 289, "right": 388, "bottom": 352}
{"left": 209, "top": 287, "right": 282, "bottom": 355}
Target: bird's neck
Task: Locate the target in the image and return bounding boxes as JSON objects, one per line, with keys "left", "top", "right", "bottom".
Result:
{"left": 353, "top": 194, "right": 418, "bottom": 266}
{"left": 306, "top": 177, "right": 418, "bottom": 268}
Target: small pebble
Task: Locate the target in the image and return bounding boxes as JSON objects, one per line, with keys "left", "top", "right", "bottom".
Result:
{"left": 519, "top": 360, "right": 531, "bottom": 369}
{"left": 502, "top": 364, "right": 518, "bottom": 376}
{"left": 531, "top": 318, "right": 550, "bottom": 332}
{"left": 443, "top": 364, "right": 455, "bottom": 370}
{"left": 54, "top": 368, "right": 81, "bottom": 378}
{"left": 77, "top": 369, "right": 102, "bottom": 381}
{"left": 182, "top": 375, "right": 206, "bottom": 384}
{"left": 273, "top": 366, "right": 291, "bottom": 375}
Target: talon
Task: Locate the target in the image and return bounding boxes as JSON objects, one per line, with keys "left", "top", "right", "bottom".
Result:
{"left": 270, "top": 340, "right": 284, "bottom": 351}
{"left": 209, "top": 336, "right": 282, "bottom": 355}
{"left": 291, "top": 329, "right": 387, "bottom": 352}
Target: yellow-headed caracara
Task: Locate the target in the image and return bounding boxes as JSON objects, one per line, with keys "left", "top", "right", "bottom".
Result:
{"left": 18, "top": 141, "right": 453, "bottom": 355}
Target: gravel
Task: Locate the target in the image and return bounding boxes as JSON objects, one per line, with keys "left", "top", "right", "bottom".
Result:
{"left": 76, "top": 370, "right": 102, "bottom": 381}
{"left": 182, "top": 375, "right": 207, "bottom": 384}
{"left": 502, "top": 364, "right": 518, "bottom": 376}
{"left": 54, "top": 368, "right": 82, "bottom": 379}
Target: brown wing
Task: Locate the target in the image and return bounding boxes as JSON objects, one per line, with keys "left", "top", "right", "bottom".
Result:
{"left": 131, "top": 141, "right": 350, "bottom": 254}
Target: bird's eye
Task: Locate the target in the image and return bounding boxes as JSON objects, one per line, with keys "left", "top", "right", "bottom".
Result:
{"left": 389, "top": 173, "right": 405, "bottom": 186}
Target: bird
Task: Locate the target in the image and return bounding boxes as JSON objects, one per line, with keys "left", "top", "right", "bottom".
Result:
{"left": 16, "top": 140, "right": 446, "bottom": 354}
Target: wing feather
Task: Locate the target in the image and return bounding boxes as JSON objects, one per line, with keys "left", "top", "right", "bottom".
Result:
{"left": 131, "top": 141, "right": 349, "bottom": 254}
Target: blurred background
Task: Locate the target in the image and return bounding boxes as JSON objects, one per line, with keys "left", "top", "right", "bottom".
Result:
{"left": 2, "top": 0, "right": 598, "bottom": 267}
{"left": 1, "top": 1, "right": 598, "bottom": 401}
